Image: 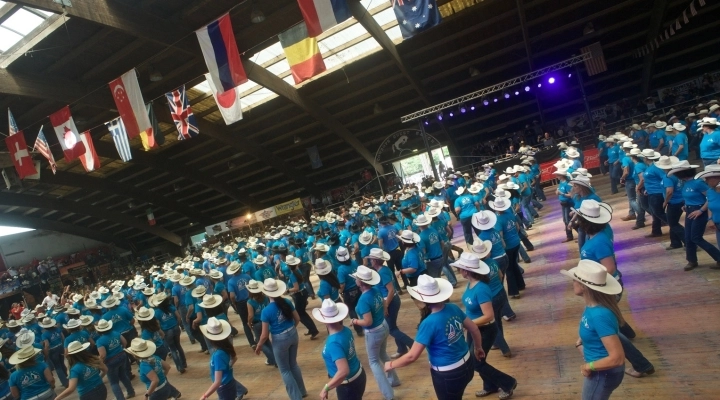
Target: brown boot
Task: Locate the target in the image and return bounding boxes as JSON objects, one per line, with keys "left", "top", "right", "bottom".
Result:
{"left": 621, "top": 215, "right": 636, "bottom": 221}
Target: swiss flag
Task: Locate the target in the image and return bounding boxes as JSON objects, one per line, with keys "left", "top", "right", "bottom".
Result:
{"left": 49, "top": 106, "right": 86, "bottom": 162}
{"left": 5, "top": 133, "right": 37, "bottom": 179}
{"left": 78, "top": 131, "right": 101, "bottom": 172}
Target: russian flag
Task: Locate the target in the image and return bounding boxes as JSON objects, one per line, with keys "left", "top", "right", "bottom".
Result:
{"left": 297, "top": 0, "right": 352, "bottom": 38}
{"left": 196, "top": 14, "right": 247, "bottom": 93}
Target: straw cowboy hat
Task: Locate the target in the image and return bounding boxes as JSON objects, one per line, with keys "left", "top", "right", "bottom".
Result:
{"left": 488, "top": 197, "right": 511, "bottom": 212}
{"left": 200, "top": 317, "right": 232, "bottom": 341}
{"left": 72, "top": 294, "right": 83, "bottom": 302}
{"left": 350, "top": 265, "right": 381, "bottom": 285}
{"left": 95, "top": 319, "right": 113, "bottom": 332}
{"left": 79, "top": 315, "right": 93, "bottom": 326}
{"left": 246, "top": 280, "right": 263, "bottom": 293}
{"left": 197, "top": 294, "right": 223, "bottom": 309}
{"left": 397, "top": 230, "right": 420, "bottom": 243}
{"left": 226, "top": 262, "right": 241, "bottom": 275}
{"left": 425, "top": 207, "right": 441, "bottom": 219}
{"left": 142, "top": 287, "right": 154, "bottom": 296}
{"left": 38, "top": 317, "right": 56, "bottom": 329}
{"left": 67, "top": 341, "right": 91, "bottom": 355}
{"left": 565, "top": 149, "right": 580, "bottom": 158}
{"left": 654, "top": 155, "right": 678, "bottom": 169}
{"left": 414, "top": 214, "right": 432, "bottom": 227}
{"left": 150, "top": 292, "right": 168, "bottom": 307}
{"left": 315, "top": 259, "right": 333, "bottom": 276}
{"left": 468, "top": 184, "right": 482, "bottom": 194}
{"left": 261, "top": 278, "right": 286, "bottom": 297}
{"left": 358, "top": 231, "right": 373, "bottom": 245}
{"left": 252, "top": 255, "right": 268, "bottom": 265}
{"left": 285, "top": 255, "right": 302, "bottom": 266}
{"left": 654, "top": 120, "right": 667, "bottom": 129}
{"left": 179, "top": 276, "right": 196, "bottom": 287}
{"left": 8, "top": 345, "right": 41, "bottom": 365}
{"left": 455, "top": 186, "right": 466, "bottom": 195}
{"left": 569, "top": 176, "right": 592, "bottom": 188}
{"left": 553, "top": 168, "right": 570, "bottom": 177}
{"left": 101, "top": 296, "right": 120, "bottom": 309}
{"left": 640, "top": 148, "right": 660, "bottom": 159}
{"left": 313, "top": 243, "right": 330, "bottom": 253}
{"left": 667, "top": 160, "right": 699, "bottom": 176}
{"left": 135, "top": 307, "right": 155, "bottom": 321}
{"left": 208, "top": 270, "right": 223, "bottom": 280}
{"left": 407, "top": 275, "right": 454, "bottom": 304}
{"left": 335, "top": 247, "right": 351, "bottom": 262}
{"left": 125, "top": 338, "right": 157, "bottom": 359}
{"left": 191, "top": 286, "right": 207, "bottom": 298}
{"left": 366, "top": 248, "right": 390, "bottom": 261}
{"left": 451, "top": 252, "right": 490, "bottom": 275}
{"left": 470, "top": 240, "right": 493, "bottom": 260}
{"left": 695, "top": 164, "right": 720, "bottom": 180}
{"left": 561, "top": 260, "right": 622, "bottom": 295}
{"left": 311, "top": 299, "right": 349, "bottom": 324}
{"left": 572, "top": 199, "right": 612, "bottom": 224}
{"left": 15, "top": 330, "right": 35, "bottom": 349}
{"left": 471, "top": 210, "right": 497, "bottom": 231}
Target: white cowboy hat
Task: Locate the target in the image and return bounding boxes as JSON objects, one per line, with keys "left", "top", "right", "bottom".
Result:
{"left": 38, "top": 317, "right": 56, "bottom": 329}
{"left": 553, "top": 168, "right": 570, "bottom": 177}
{"left": 694, "top": 164, "right": 720, "bottom": 180}
{"left": 142, "top": 287, "right": 154, "bottom": 296}
{"left": 654, "top": 120, "right": 667, "bottom": 129}
{"left": 366, "top": 248, "right": 390, "bottom": 261}
{"left": 639, "top": 148, "right": 659, "bottom": 160}
{"left": 208, "top": 270, "right": 223, "bottom": 280}
{"left": 503, "top": 182, "right": 520, "bottom": 191}
{"left": 315, "top": 259, "right": 333, "bottom": 275}
{"left": 572, "top": 199, "right": 612, "bottom": 224}
{"left": 125, "top": 338, "right": 156, "bottom": 359}
{"left": 72, "top": 294, "right": 83, "bottom": 302}
{"left": 471, "top": 210, "right": 497, "bottom": 230}
{"left": 8, "top": 345, "right": 41, "bottom": 365}
{"left": 67, "top": 341, "right": 91, "bottom": 355}
{"left": 565, "top": 149, "right": 580, "bottom": 158}
{"left": 197, "top": 294, "right": 223, "bottom": 309}
{"left": 470, "top": 240, "right": 493, "bottom": 260}
{"left": 654, "top": 155, "right": 678, "bottom": 169}
{"left": 261, "top": 278, "right": 286, "bottom": 297}
{"left": 63, "top": 319, "right": 82, "bottom": 330}
{"left": 15, "top": 330, "right": 35, "bottom": 349}
{"left": 135, "top": 307, "right": 155, "bottom": 321}
{"left": 699, "top": 117, "right": 719, "bottom": 127}
{"left": 673, "top": 123, "right": 686, "bottom": 131}
{"left": 226, "top": 262, "right": 241, "bottom": 275}
{"left": 200, "top": 317, "right": 232, "bottom": 341}
{"left": 285, "top": 255, "right": 301, "bottom": 266}
{"left": 667, "top": 160, "right": 699, "bottom": 176}
{"left": 569, "top": 176, "right": 592, "bottom": 188}
{"left": 494, "top": 188, "right": 508, "bottom": 198}
{"left": 313, "top": 243, "right": 330, "bottom": 252}
{"left": 488, "top": 197, "right": 511, "bottom": 211}
{"left": 252, "top": 255, "right": 268, "bottom": 265}
{"left": 98, "top": 286, "right": 110, "bottom": 294}
{"left": 350, "top": 265, "right": 381, "bottom": 285}
{"left": 432, "top": 181, "right": 444, "bottom": 189}
{"left": 425, "top": 207, "right": 441, "bottom": 219}
{"left": 358, "top": 231, "right": 373, "bottom": 245}
{"left": 468, "top": 184, "right": 482, "bottom": 194}
{"left": 179, "top": 276, "right": 196, "bottom": 287}
{"left": 413, "top": 214, "right": 432, "bottom": 227}
{"left": 95, "top": 319, "right": 113, "bottom": 332}
{"left": 451, "top": 252, "right": 490, "bottom": 275}
{"left": 397, "top": 230, "right": 420, "bottom": 244}
{"left": 311, "top": 299, "right": 349, "bottom": 324}
{"left": 561, "top": 260, "right": 622, "bottom": 295}
{"left": 246, "top": 280, "right": 263, "bottom": 293}
{"left": 407, "top": 275, "right": 454, "bottom": 304}
{"left": 191, "top": 286, "right": 207, "bottom": 298}
{"left": 149, "top": 293, "right": 168, "bottom": 307}
{"left": 79, "top": 315, "right": 93, "bottom": 326}
{"left": 335, "top": 247, "right": 351, "bottom": 262}
{"left": 456, "top": 186, "right": 466, "bottom": 195}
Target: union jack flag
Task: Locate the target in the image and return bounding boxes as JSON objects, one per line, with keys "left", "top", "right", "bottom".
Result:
{"left": 165, "top": 85, "right": 199, "bottom": 141}
{"left": 33, "top": 127, "right": 57, "bottom": 174}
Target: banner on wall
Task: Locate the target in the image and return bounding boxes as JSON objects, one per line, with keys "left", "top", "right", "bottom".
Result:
{"left": 204, "top": 215, "right": 250, "bottom": 236}
{"left": 254, "top": 207, "right": 277, "bottom": 222}
{"left": 274, "top": 198, "right": 303, "bottom": 216}
{"left": 539, "top": 148, "right": 599, "bottom": 183}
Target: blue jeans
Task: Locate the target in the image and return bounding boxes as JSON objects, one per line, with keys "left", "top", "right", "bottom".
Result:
{"left": 48, "top": 345, "right": 68, "bottom": 387}
{"left": 364, "top": 321, "right": 399, "bottom": 400}
{"left": 469, "top": 326, "right": 515, "bottom": 393}
{"left": 217, "top": 380, "right": 237, "bottom": 400}
{"left": 164, "top": 325, "right": 187, "bottom": 371}
{"left": 702, "top": 158, "right": 717, "bottom": 167}
{"left": 343, "top": 287, "right": 364, "bottom": 335}
{"left": 235, "top": 299, "right": 256, "bottom": 346}
{"left": 105, "top": 352, "right": 135, "bottom": 400}
{"left": 665, "top": 202, "right": 685, "bottom": 247}
{"left": 582, "top": 364, "right": 625, "bottom": 400}
{"left": 599, "top": 155, "right": 608, "bottom": 174}
{"left": 521, "top": 196, "right": 537, "bottom": 225}
{"left": 619, "top": 333, "right": 653, "bottom": 373}
{"left": 504, "top": 246, "right": 525, "bottom": 296}
{"left": 252, "top": 322, "right": 276, "bottom": 365}
{"left": 460, "top": 217, "right": 473, "bottom": 245}
{"left": 336, "top": 369, "right": 367, "bottom": 400}
{"left": 149, "top": 381, "right": 181, "bottom": 400}
{"left": 271, "top": 327, "right": 307, "bottom": 400}
{"left": 177, "top": 305, "right": 195, "bottom": 343}
{"left": 386, "top": 294, "right": 414, "bottom": 354}
{"left": 79, "top": 382, "right": 107, "bottom": 400}
{"left": 534, "top": 179, "right": 546, "bottom": 201}
{"left": 648, "top": 193, "right": 667, "bottom": 234}
{"left": 624, "top": 180, "right": 638, "bottom": 217}
{"left": 610, "top": 163, "right": 622, "bottom": 194}
{"left": 429, "top": 357, "right": 474, "bottom": 400}
{"left": 684, "top": 206, "right": 720, "bottom": 263}
{"left": 492, "top": 290, "right": 511, "bottom": 354}
{"left": 425, "top": 257, "right": 444, "bottom": 279}
{"left": 637, "top": 192, "right": 650, "bottom": 226}
{"left": 561, "top": 203, "right": 574, "bottom": 239}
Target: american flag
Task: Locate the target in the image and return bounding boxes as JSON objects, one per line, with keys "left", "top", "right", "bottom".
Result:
{"left": 8, "top": 108, "right": 19, "bottom": 136}
{"left": 106, "top": 117, "right": 132, "bottom": 162}
{"left": 165, "top": 85, "right": 199, "bottom": 140}
{"left": 580, "top": 42, "right": 607, "bottom": 76}
{"left": 33, "top": 127, "right": 57, "bottom": 174}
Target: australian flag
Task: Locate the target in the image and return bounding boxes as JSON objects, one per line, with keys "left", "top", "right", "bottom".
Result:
{"left": 165, "top": 84, "right": 199, "bottom": 141}
{"left": 392, "top": 0, "right": 441, "bottom": 39}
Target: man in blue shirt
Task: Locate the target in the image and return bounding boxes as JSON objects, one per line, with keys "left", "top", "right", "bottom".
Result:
{"left": 170, "top": 274, "right": 195, "bottom": 344}
{"left": 620, "top": 144, "right": 638, "bottom": 222}
{"left": 415, "top": 214, "right": 444, "bottom": 279}
{"left": 226, "top": 263, "right": 255, "bottom": 348}
{"left": 377, "top": 216, "right": 407, "bottom": 290}
{"left": 631, "top": 124, "right": 648, "bottom": 149}
{"left": 605, "top": 137, "right": 622, "bottom": 194}
{"left": 639, "top": 152, "right": 669, "bottom": 237}
{"left": 699, "top": 118, "right": 720, "bottom": 166}
{"left": 648, "top": 123, "right": 665, "bottom": 153}
{"left": 597, "top": 135, "right": 608, "bottom": 175}
{"left": 670, "top": 123, "right": 689, "bottom": 161}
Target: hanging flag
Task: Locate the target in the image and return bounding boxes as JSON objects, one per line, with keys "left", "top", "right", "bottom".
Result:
{"left": 8, "top": 108, "right": 19, "bottom": 135}
{"left": 147, "top": 103, "right": 165, "bottom": 146}
{"left": 165, "top": 85, "right": 200, "bottom": 140}
{"left": 580, "top": 42, "right": 607, "bottom": 76}
{"left": 78, "top": 131, "right": 100, "bottom": 172}
{"left": 690, "top": 1, "right": 697, "bottom": 16}
{"left": 109, "top": 69, "right": 153, "bottom": 142}
{"left": 683, "top": 10, "right": 689, "bottom": 23}
{"left": 393, "top": 0, "right": 441, "bottom": 39}
{"left": 205, "top": 73, "right": 243, "bottom": 125}
{"left": 279, "top": 22, "right": 326, "bottom": 85}
{"left": 33, "top": 127, "right": 57, "bottom": 174}
{"left": 675, "top": 18, "right": 681, "bottom": 30}
{"left": 297, "top": 0, "right": 351, "bottom": 37}
{"left": 5, "top": 131, "right": 37, "bottom": 179}
{"left": 49, "top": 106, "right": 86, "bottom": 162}
{"left": 196, "top": 14, "right": 247, "bottom": 93}
{"left": 670, "top": 26, "right": 674, "bottom": 35}
{"left": 147, "top": 208, "right": 156, "bottom": 226}
{"left": 106, "top": 117, "right": 132, "bottom": 162}
{"left": 307, "top": 145, "right": 322, "bottom": 169}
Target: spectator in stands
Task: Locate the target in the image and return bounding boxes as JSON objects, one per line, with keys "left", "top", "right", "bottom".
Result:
{"left": 41, "top": 291, "right": 59, "bottom": 309}
{"left": 10, "top": 303, "right": 24, "bottom": 321}
{"left": 542, "top": 132, "right": 555, "bottom": 147}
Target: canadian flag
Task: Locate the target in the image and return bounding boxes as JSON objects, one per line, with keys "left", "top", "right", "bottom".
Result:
{"left": 109, "top": 69, "right": 152, "bottom": 140}
{"left": 49, "top": 106, "right": 86, "bottom": 162}
{"left": 78, "top": 131, "right": 101, "bottom": 172}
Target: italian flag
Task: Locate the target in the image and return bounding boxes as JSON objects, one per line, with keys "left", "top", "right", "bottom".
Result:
{"left": 147, "top": 208, "right": 155, "bottom": 226}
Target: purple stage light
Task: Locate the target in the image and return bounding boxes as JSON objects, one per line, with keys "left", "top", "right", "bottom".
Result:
{"left": 537, "top": 83, "right": 542, "bottom": 88}
{"left": 483, "top": 99, "right": 489, "bottom": 106}
{"left": 515, "top": 90, "right": 519, "bottom": 95}
{"left": 568, "top": 73, "right": 572, "bottom": 78}
{"left": 524, "top": 86, "right": 530, "bottom": 92}
{"left": 493, "top": 98, "right": 498, "bottom": 103}
{"left": 548, "top": 77, "right": 555, "bottom": 84}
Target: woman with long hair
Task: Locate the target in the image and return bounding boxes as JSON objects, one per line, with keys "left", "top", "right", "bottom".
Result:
{"left": 396, "top": 230, "right": 426, "bottom": 286}
{"left": 313, "top": 299, "right": 367, "bottom": 400}
{"left": 335, "top": 247, "right": 364, "bottom": 337}
{"left": 315, "top": 259, "right": 342, "bottom": 303}
{"left": 349, "top": 265, "right": 399, "bottom": 400}
{"left": 384, "top": 275, "right": 484, "bottom": 400}
{"left": 254, "top": 278, "right": 307, "bottom": 400}
{"left": 562, "top": 260, "right": 626, "bottom": 400}
{"left": 285, "top": 256, "right": 319, "bottom": 340}
{"left": 199, "top": 317, "right": 240, "bottom": 400}
{"left": 246, "top": 280, "right": 276, "bottom": 367}
{"left": 39, "top": 317, "right": 68, "bottom": 388}
{"left": 135, "top": 307, "right": 169, "bottom": 361}
{"left": 95, "top": 319, "right": 135, "bottom": 400}
{"left": 54, "top": 341, "right": 107, "bottom": 400}
{"left": 124, "top": 338, "right": 181, "bottom": 400}
{"left": 8, "top": 345, "right": 55, "bottom": 400}
{"left": 451, "top": 252, "right": 517, "bottom": 399}
{"left": 150, "top": 292, "right": 186, "bottom": 373}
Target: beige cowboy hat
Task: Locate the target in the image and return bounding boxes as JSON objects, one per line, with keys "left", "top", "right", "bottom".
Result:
{"left": 366, "top": 248, "right": 390, "bottom": 261}
{"left": 246, "top": 279, "right": 263, "bottom": 293}
{"left": 311, "top": 299, "right": 349, "bottom": 324}
{"left": 191, "top": 286, "right": 207, "bottom": 298}
{"left": 125, "top": 338, "right": 157, "bottom": 358}
{"left": 63, "top": 319, "right": 82, "bottom": 330}
{"left": 197, "top": 294, "right": 223, "bottom": 309}
{"left": 396, "top": 230, "right": 420, "bottom": 244}
{"left": 561, "top": 260, "right": 622, "bottom": 295}
{"left": 569, "top": 176, "right": 592, "bottom": 189}
{"left": 654, "top": 155, "right": 678, "bottom": 169}
{"left": 135, "top": 307, "right": 155, "bottom": 321}
{"left": 451, "top": 252, "right": 490, "bottom": 275}
{"left": 315, "top": 259, "right": 333, "bottom": 276}
{"left": 350, "top": 265, "right": 381, "bottom": 286}
{"left": 79, "top": 315, "right": 93, "bottom": 326}
{"left": 149, "top": 292, "right": 168, "bottom": 307}
{"left": 8, "top": 345, "right": 41, "bottom": 365}
{"left": 572, "top": 199, "right": 612, "bottom": 224}
{"left": 200, "top": 317, "right": 232, "bottom": 341}
{"left": 67, "top": 340, "right": 91, "bottom": 355}
{"left": 179, "top": 276, "right": 196, "bottom": 287}
{"left": 407, "top": 275, "right": 454, "bottom": 304}
{"left": 252, "top": 255, "right": 268, "bottom": 265}
{"left": 208, "top": 270, "right": 223, "bottom": 280}
{"left": 471, "top": 210, "right": 497, "bottom": 231}
{"left": 38, "top": 317, "right": 56, "bottom": 329}
{"left": 95, "top": 319, "right": 113, "bottom": 332}
{"left": 261, "top": 278, "right": 287, "bottom": 297}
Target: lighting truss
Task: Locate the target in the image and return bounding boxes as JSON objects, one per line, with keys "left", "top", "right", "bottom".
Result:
{"left": 400, "top": 53, "right": 591, "bottom": 123}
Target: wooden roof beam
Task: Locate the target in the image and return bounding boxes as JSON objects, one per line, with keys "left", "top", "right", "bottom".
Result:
{"left": 0, "top": 213, "right": 131, "bottom": 248}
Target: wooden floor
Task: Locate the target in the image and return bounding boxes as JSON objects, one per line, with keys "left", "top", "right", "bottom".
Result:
{"left": 60, "top": 173, "right": 720, "bottom": 400}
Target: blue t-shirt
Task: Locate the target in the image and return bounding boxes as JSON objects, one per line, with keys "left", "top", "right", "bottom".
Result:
{"left": 462, "top": 281, "right": 493, "bottom": 320}
{"left": 260, "top": 298, "right": 296, "bottom": 334}
{"left": 633, "top": 162, "right": 646, "bottom": 185}
{"left": 227, "top": 273, "right": 251, "bottom": 302}
{"left": 154, "top": 306, "right": 178, "bottom": 331}
{"left": 494, "top": 212, "right": 520, "bottom": 249}
{"left": 671, "top": 132, "right": 689, "bottom": 160}
{"left": 378, "top": 224, "right": 400, "bottom": 252}
{"left": 10, "top": 363, "right": 51, "bottom": 400}
{"left": 700, "top": 129, "right": 720, "bottom": 160}
{"left": 337, "top": 262, "right": 358, "bottom": 291}
{"left": 69, "top": 361, "right": 104, "bottom": 396}
{"left": 579, "top": 306, "right": 619, "bottom": 362}
{"left": 620, "top": 155, "right": 634, "bottom": 176}
{"left": 317, "top": 280, "right": 341, "bottom": 301}
{"left": 414, "top": 303, "right": 469, "bottom": 367}
{"left": 96, "top": 331, "right": 124, "bottom": 358}
{"left": 485, "top": 258, "right": 504, "bottom": 296}
{"left": 102, "top": 307, "right": 134, "bottom": 333}
{"left": 139, "top": 356, "right": 167, "bottom": 389}
{"left": 580, "top": 232, "right": 614, "bottom": 264}
{"left": 248, "top": 297, "right": 269, "bottom": 323}
{"left": 607, "top": 145, "right": 622, "bottom": 164}
{"left": 210, "top": 348, "right": 234, "bottom": 386}
{"left": 683, "top": 179, "right": 709, "bottom": 206}
{"left": 649, "top": 131, "right": 665, "bottom": 149}
{"left": 708, "top": 189, "right": 720, "bottom": 223}
{"left": 401, "top": 247, "right": 426, "bottom": 277}
{"left": 321, "top": 327, "right": 361, "bottom": 378}
{"left": 253, "top": 267, "right": 276, "bottom": 283}
{"left": 141, "top": 329, "right": 164, "bottom": 348}
{"left": 64, "top": 330, "right": 90, "bottom": 349}
{"left": 663, "top": 175, "right": 684, "bottom": 204}
{"left": 41, "top": 327, "right": 64, "bottom": 348}
{"left": 355, "top": 288, "right": 384, "bottom": 329}
{"left": 375, "top": 266, "right": 393, "bottom": 298}
{"left": 558, "top": 180, "right": 573, "bottom": 203}
{"left": 213, "top": 281, "right": 226, "bottom": 296}
{"left": 418, "top": 227, "right": 443, "bottom": 260}
{"left": 477, "top": 228, "right": 505, "bottom": 258}
{"left": 172, "top": 283, "right": 187, "bottom": 307}
{"left": 643, "top": 164, "right": 666, "bottom": 194}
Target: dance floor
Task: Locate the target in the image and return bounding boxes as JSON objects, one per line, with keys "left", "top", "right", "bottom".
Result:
{"left": 62, "top": 173, "right": 720, "bottom": 400}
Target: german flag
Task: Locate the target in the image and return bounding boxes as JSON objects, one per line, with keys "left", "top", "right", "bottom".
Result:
{"left": 279, "top": 22, "right": 326, "bottom": 85}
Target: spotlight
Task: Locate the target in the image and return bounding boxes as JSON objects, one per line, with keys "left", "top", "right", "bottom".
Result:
{"left": 515, "top": 90, "right": 519, "bottom": 95}
{"left": 568, "top": 73, "right": 572, "bottom": 78}
{"left": 470, "top": 103, "right": 476, "bottom": 111}
{"left": 503, "top": 90, "right": 510, "bottom": 99}
{"left": 524, "top": 86, "right": 530, "bottom": 92}
{"left": 437, "top": 111, "right": 443, "bottom": 121}
{"left": 459, "top": 104, "right": 467, "bottom": 114}
{"left": 449, "top": 111, "right": 454, "bottom": 117}
{"left": 493, "top": 98, "right": 498, "bottom": 103}
{"left": 424, "top": 118, "right": 429, "bottom": 126}
{"left": 548, "top": 77, "right": 555, "bottom": 84}
{"left": 482, "top": 96, "right": 489, "bottom": 106}
{"left": 537, "top": 83, "right": 542, "bottom": 88}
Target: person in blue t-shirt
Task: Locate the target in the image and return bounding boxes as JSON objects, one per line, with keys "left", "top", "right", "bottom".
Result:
{"left": 397, "top": 231, "right": 427, "bottom": 287}
{"left": 125, "top": 339, "right": 181, "bottom": 400}
{"left": 95, "top": 319, "right": 134, "bottom": 400}
{"left": 489, "top": 197, "right": 525, "bottom": 298}
{"left": 137, "top": 308, "right": 169, "bottom": 361}
{"left": 199, "top": 318, "right": 246, "bottom": 400}
{"left": 605, "top": 139, "right": 623, "bottom": 194}
{"left": 151, "top": 293, "right": 186, "bottom": 373}
{"left": 451, "top": 253, "right": 517, "bottom": 397}
{"left": 561, "top": 260, "right": 625, "bottom": 399}
{"left": 662, "top": 164, "right": 686, "bottom": 249}
{"left": 39, "top": 318, "right": 68, "bottom": 388}
{"left": 699, "top": 119, "right": 720, "bottom": 166}
{"left": 597, "top": 136, "right": 608, "bottom": 175}
{"left": 8, "top": 346, "right": 54, "bottom": 400}
{"left": 377, "top": 216, "right": 407, "bottom": 290}
{"left": 454, "top": 187, "right": 479, "bottom": 245}
{"left": 383, "top": 275, "right": 484, "bottom": 400}
{"left": 640, "top": 155, "right": 670, "bottom": 237}
{"left": 314, "top": 298, "right": 367, "bottom": 400}
{"left": 54, "top": 341, "right": 107, "bottom": 400}
{"left": 669, "top": 125, "right": 689, "bottom": 160}
{"left": 416, "top": 215, "right": 444, "bottom": 279}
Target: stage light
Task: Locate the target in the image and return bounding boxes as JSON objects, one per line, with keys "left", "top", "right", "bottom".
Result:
{"left": 449, "top": 111, "right": 454, "bottom": 117}
{"left": 459, "top": 104, "right": 467, "bottom": 113}
{"left": 568, "top": 73, "right": 572, "bottom": 78}
{"left": 470, "top": 103, "right": 476, "bottom": 111}
{"left": 537, "top": 83, "right": 542, "bottom": 88}
{"left": 524, "top": 86, "right": 530, "bottom": 92}
{"left": 548, "top": 77, "right": 555, "bottom": 84}
{"left": 493, "top": 98, "right": 498, "bottom": 103}
{"left": 482, "top": 96, "right": 489, "bottom": 106}
{"left": 503, "top": 90, "right": 510, "bottom": 99}
{"left": 437, "top": 111, "right": 443, "bottom": 121}
{"left": 515, "top": 90, "right": 520, "bottom": 95}
{"left": 424, "top": 118, "right": 429, "bottom": 126}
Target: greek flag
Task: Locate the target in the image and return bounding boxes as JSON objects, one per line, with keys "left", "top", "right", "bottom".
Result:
{"left": 106, "top": 117, "right": 132, "bottom": 162}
